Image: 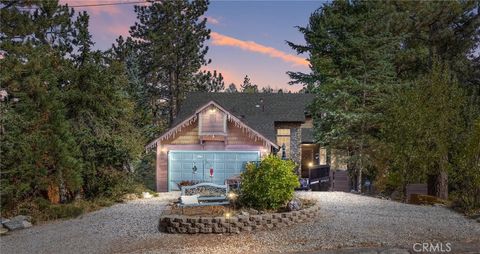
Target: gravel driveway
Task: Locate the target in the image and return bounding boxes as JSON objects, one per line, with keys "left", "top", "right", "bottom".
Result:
{"left": 1, "top": 192, "right": 479, "bottom": 254}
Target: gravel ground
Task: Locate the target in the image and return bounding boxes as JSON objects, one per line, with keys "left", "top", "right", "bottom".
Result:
{"left": 1, "top": 192, "right": 479, "bottom": 254}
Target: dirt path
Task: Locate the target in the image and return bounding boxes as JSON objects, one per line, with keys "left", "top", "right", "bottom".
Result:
{"left": 1, "top": 192, "right": 479, "bottom": 254}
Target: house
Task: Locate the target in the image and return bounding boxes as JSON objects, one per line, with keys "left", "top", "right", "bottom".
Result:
{"left": 147, "top": 92, "right": 331, "bottom": 192}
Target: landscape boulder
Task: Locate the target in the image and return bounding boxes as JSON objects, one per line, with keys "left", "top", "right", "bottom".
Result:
{"left": 2, "top": 215, "right": 33, "bottom": 231}
{"left": 3, "top": 220, "right": 32, "bottom": 231}
{"left": 11, "top": 215, "right": 31, "bottom": 222}
{"left": 287, "top": 198, "right": 302, "bottom": 211}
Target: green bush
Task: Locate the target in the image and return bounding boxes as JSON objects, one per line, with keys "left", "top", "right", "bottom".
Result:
{"left": 45, "top": 204, "right": 85, "bottom": 219}
{"left": 240, "top": 155, "right": 299, "bottom": 210}
{"left": 134, "top": 152, "right": 157, "bottom": 191}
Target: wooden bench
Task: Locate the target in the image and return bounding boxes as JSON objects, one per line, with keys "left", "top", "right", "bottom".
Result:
{"left": 179, "top": 183, "right": 230, "bottom": 207}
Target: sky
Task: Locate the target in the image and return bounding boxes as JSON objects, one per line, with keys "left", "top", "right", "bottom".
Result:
{"left": 61, "top": 0, "right": 325, "bottom": 92}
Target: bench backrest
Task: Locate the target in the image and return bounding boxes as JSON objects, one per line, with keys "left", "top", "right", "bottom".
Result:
{"left": 181, "top": 182, "right": 228, "bottom": 197}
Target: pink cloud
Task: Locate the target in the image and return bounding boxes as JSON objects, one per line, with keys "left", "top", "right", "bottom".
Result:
{"left": 204, "top": 15, "right": 220, "bottom": 25}
{"left": 105, "top": 24, "right": 130, "bottom": 37}
{"left": 210, "top": 32, "right": 309, "bottom": 67}
{"left": 201, "top": 66, "right": 243, "bottom": 86}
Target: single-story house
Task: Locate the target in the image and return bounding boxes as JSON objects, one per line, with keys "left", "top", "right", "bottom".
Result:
{"left": 147, "top": 92, "right": 342, "bottom": 192}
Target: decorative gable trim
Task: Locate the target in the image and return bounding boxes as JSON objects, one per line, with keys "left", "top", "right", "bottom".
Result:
{"left": 146, "top": 100, "right": 279, "bottom": 151}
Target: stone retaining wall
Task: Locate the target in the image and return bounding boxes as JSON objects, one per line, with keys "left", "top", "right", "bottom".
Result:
{"left": 158, "top": 204, "right": 320, "bottom": 234}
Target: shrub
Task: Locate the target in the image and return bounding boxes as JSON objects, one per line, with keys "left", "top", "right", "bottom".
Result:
{"left": 449, "top": 119, "right": 480, "bottom": 213}
{"left": 240, "top": 155, "right": 299, "bottom": 210}
{"left": 45, "top": 204, "right": 85, "bottom": 219}
{"left": 409, "top": 194, "right": 448, "bottom": 205}
{"left": 134, "top": 152, "right": 157, "bottom": 191}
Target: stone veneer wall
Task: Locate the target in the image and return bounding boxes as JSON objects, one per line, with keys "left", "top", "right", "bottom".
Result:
{"left": 290, "top": 127, "right": 301, "bottom": 172}
{"left": 158, "top": 204, "right": 320, "bottom": 234}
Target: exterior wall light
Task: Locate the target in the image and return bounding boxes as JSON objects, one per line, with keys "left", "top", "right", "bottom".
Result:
{"left": 227, "top": 192, "right": 237, "bottom": 200}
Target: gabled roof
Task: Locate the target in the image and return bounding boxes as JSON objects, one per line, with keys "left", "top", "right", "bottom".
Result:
{"left": 146, "top": 100, "right": 281, "bottom": 149}
{"left": 172, "top": 92, "right": 315, "bottom": 141}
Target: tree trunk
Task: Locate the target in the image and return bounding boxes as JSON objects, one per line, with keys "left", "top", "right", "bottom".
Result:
{"left": 357, "top": 167, "right": 362, "bottom": 193}
{"left": 434, "top": 170, "right": 448, "bottom": 200}
{"left": 357, "top": 89, "right": 366, "bottom": 193}
{"left": 168, "top": 71, "right": 176, "bottom": 124}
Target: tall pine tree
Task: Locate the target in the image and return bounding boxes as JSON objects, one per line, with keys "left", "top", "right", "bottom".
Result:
{"left": 288, "top": 1, "right": 399, "bottom": 192}
{"left": 65, "top": 12, "right": 143, "bottom": 198}
{"left": 130, "top": 0, "right": 211, "bottom": 124}
{"left": 1, "top": 1, "right": 81, "bottom": 207}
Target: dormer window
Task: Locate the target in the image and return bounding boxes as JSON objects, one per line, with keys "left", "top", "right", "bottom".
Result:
{"left": 198, "top": 105, "right": 227, "bottom": 136}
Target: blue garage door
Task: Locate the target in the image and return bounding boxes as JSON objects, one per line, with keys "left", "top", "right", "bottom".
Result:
{"left": 168, "top": 151, "right": 260, "bottom": 191}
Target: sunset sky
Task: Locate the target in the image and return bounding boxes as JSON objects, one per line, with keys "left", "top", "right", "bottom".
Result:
{"left": 61, "top": 0, "right": 324, "bottom": 92}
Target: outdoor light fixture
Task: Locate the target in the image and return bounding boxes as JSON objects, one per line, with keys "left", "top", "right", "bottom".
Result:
{"left": 227, "top": 192, "right": 237, "bottom": 200}
{"left": 224, "top": 212, "right": 231, "bottom": 219}
{"left": 308, "top": 162, "right": 313, "bottom": 167}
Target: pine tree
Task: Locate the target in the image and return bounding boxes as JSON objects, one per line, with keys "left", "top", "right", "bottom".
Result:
{"left": 130, "top": 0, "right": 211, "bottom": 124}
{"left": 225, "top": 83, "right": 238, "bottom": 93}
{"left": 385, "top": 60, "right": 467, "bottom": 199}
{"left": 241, "top": 75, "right": 258, "bottom": 93}
{"left": 194, "top": 70, "right": 225, "bottom": 92}
{"left": 1, "top": 1, "right": 81, "bottom": 206}
{"left": 288, "top": 1, "right": 399, "bottom": 192}
{"left": 109, "top": 36, "right": 161, "bottom": 141}
{"left": 65, "top": 12, "right": 143, "bottom": 198}
{"left": 261, "top": 86, "right": 274, "bottom": 93}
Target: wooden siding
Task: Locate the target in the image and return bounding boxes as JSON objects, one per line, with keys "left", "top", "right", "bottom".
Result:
{"left": 330, "top": 170, "right": 350, "bottom": 192}
{"left": 226, "top": 121, "right": 265, "bottom": 146}
{"left": 156, "top": 119, "right": 267, "bottom": 192}
{"left": 199, "top": 106, "right": 226, "bottom": 134}
{"left": 168, "top": 121, "right": 199, "bottom": 145}
{"left": 300, "top": 117, "right": 313, "bottom": 128}
{"left": 156, "top": 144, "right": 168, "bottom": 192}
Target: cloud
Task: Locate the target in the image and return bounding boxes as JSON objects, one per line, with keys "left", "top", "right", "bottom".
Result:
{"left": 201, "top": 65, "right": 243, "bottom": 86}
{"left": 204, "top": 15, "right": 220, "bottom": 25}
{"left": 105, "top": 24, "right": 130, "bottom": 37}
{"left": 210, "top": 32, "right": 309, "bottom": 67}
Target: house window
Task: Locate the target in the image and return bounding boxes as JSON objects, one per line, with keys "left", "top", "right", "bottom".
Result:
{"left": 276, "top": 129, "right": 290, "bottom": 158}
{"left": 277, "top": 129, "right": 290, "bottom": 136}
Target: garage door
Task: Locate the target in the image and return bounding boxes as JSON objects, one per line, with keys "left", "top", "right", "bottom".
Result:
{"left": 168, "top": 151, "right": 260, "bottom": 191}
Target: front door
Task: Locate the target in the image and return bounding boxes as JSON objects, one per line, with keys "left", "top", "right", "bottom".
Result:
{"left": 301, "top": 146, "right": 314, "bottom": 178}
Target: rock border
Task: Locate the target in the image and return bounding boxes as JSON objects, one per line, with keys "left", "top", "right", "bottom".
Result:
{"left": 158, "top": 204, "right": 320, "bottom": 234}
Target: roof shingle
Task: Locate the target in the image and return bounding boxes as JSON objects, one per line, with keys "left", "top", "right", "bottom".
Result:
{"left": 173, "top": 92, "right": 315, "bottom": 141}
